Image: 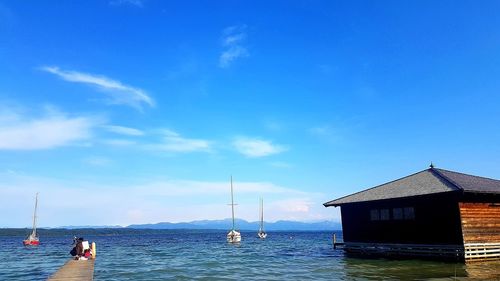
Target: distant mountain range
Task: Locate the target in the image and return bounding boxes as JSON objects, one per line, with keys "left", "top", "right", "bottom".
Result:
{"left": 44, "top": 219, "right": 341, "bottom": 231}
{"left": 127, "top": 219, "right": 341, "bottom": 231}
{"left": 53, "top": 225, "right": 124, "bottom": 229}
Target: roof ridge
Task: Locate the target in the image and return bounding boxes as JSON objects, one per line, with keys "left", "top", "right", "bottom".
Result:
{"left": 430, "top": 168, "right": 463, "bottom": 191}
{"left": 323, "top": 168, "right": 432, "bottom": 206}
{"left": 324, "top": 166, "right": 500, "bottom": 207}
{"left": 434, "top": 167, "right": 500, "bottom": 183}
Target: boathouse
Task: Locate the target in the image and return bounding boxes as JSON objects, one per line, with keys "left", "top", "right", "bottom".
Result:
{"left": 324, "top": 166, "right": 500, "bottom": 262}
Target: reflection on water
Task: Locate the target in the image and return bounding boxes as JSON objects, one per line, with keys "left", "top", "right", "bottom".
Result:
{"left": 463, "top": 261, "right": 500, "bottom": 281}
{"left": 0, "top": 229, "right": 498, "bottom": 280}
{"left": 342, "top": 258, "right": 461, "bottom": 280}
{"left": 340, "top": 255, "right": 500, "bottom": 281}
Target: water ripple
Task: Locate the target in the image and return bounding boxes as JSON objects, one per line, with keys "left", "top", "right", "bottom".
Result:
{"left": 1, "top": 230, "right": 499, "bottom": 280}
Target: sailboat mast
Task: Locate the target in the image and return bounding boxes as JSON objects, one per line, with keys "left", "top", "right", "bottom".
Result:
{"left": 32, "top": 193, "right": 38, "bottom": 236}
{"left": 259, "top": 197, "right": 264, "bottom": 231}
{"left": 231, "top": 176, "right": 235, "bottom": 230}
{"left": 261, "top": 198, "right": 264, "bottom": 229}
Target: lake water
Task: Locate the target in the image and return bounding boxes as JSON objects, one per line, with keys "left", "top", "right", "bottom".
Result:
{"left": 0, "top": 229, "right": 499, "bottom": 280}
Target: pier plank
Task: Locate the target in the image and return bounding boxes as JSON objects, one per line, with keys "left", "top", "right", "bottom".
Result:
{"left": 48, "top": 259, "right": 95, "bottom": 281}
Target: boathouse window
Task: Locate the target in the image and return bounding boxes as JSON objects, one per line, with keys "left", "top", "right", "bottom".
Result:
{"left": 371, "top": 207, "right": 414, "bottom": 221}
{"left": 393, "top": 208, "right": 403, "bottom": 220}
{"left": 404, "top": 207, "right": 415, "bottom": 220}
{"left": 370, "top": 209, "right": 380, "bottom": 221}
{"left": 380, "top": 209, "right": 390, "bottom": 220}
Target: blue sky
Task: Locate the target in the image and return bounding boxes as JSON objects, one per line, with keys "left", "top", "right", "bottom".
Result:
{"left": 1, "top": 0, "right": 500, "bottom": 227}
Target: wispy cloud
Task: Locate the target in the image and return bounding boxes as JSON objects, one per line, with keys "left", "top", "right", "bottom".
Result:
{"left": 219, "top": 25, "right": 249, "bottom": 68}
{"left": 232, "top": 137, "right": 287, "bottom": 158}
{"left": 0, "top": 108, "right": 97, "bottom": 150}
{"left": 102, "top": 139, "right": 137, "bottom": 147}
{"left": 41, "top": 66, "right": 154, "bottom": 110}
{"left": 109, "top": 0, "right": 144, "bottom": 7}
{"left": 147, "top": 129, "right": 212, "bottom": 153}
{"left": 134, "top": 179, "right": 306, "bottom": 197}
{"left": 103, "top": 125, "right": 144, "bottom": 136}
{"left": 100, "top": 128, "right": 211, "bottom": 152}
{"left": 309, "top": 125, "right": 341, "bottom": 143}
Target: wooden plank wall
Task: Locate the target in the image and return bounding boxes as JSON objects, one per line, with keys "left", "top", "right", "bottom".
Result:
{"left": 459, "top": 202, "right": 500, "bottom": 244}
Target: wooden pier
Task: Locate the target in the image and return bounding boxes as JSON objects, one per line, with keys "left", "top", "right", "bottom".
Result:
{"left": 48, "top": 259, "right": 95, "bottom": 281}
{"left": 332, "top": 233, "right": 345, "bottom": 249}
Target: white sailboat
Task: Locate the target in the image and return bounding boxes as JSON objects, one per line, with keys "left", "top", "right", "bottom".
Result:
{"left": 227, "top": 176, "right": 241, "bottom": 243}
{"left": 23, "top": 192, "right": 40, "bottom": 246}
{"left": 257, "top": 197, "right": 267, "bottom": 239}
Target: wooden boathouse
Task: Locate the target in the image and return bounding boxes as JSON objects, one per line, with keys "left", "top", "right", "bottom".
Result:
{"left": 323, "top": 166, "right": 500, "bottom": 262}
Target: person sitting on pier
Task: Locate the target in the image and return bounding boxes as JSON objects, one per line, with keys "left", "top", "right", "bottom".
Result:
{"left": 70, "top": 237, "right": 87, "bottom": 260}
{"left": 78, "top": 239, "right": 90, "bottom": 260}
{"left": 70, "top": 237, "right": 82, "bottom": 257}
{"left": 80, "top": 249, "right": 91, "bottom": 260}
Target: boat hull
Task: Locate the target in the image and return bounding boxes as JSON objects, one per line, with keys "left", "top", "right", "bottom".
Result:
{"left": 227, "top": 230, "right": 241, "bottom": 243}
{"left": 23, "top": 239, "right": 40, "bottom": 246}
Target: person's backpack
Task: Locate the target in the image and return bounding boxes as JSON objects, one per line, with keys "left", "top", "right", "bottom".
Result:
{"left": 70, "top": 247, "right": 77, "bottom": 256}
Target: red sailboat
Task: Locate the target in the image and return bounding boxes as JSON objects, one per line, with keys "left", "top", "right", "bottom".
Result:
{"left": 23, "top": 193, "right": 40, "bottom": 246}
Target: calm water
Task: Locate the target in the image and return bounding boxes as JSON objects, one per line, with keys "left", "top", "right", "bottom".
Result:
{"left": 0, "top": 229, "right": 499, "bottom": 280}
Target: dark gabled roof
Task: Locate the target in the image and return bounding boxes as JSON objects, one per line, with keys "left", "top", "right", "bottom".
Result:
{"left": 433, "top": 168, "right": 500, "bottom": 194}
{"left": 323, "top": 167, "right": 500, "bottom": 207}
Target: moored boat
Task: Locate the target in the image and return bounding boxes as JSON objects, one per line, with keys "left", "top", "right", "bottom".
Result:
{"left": 227, "top": 176, "right": 241, "bottom": 243}
{"left": 257, "top": 197, "right": 267, "bottom": 239}
{"left": 23, "top": 192, "right": 40, "bottom": 246}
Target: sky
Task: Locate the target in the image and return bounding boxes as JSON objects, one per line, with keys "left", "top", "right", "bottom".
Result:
{"left": 1, "top": 0, "right": 500, "bottom": 227}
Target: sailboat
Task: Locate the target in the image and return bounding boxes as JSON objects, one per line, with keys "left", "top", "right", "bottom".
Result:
{"left": 23, "top": 193, "right": 40, "bottom": 246}
{"left": 227, "top": 176, "right": 241, "bottom": 243}
{"left": 257, "top": 197, "right": 267, "bottom": 239}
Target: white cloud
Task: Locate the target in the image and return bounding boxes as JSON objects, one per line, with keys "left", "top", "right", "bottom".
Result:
{"left": 0, "top": 173, "right": 336, "bottom": 227}
{"left": 102, "top": 139, "right": 137, "bottom": 146}
{"left": 103, "top": 125, "right": 144, "bottom": 136}
{"left": 219, "top": 46, "right": 249, "bottom": 68}
{"left": 219, "top": 25, "right": 249, "bottom": 68}
{"left": 109, "top": 0, "right": 144, "bottom": 7}
{"left": 101, "top": 129, "right": 211, "bottom": 152}
{"left": 223, "top": 33, "right": 246, "bottom": 46}
{"left": 0, "top": 109, "right": 97, "bottom": 150}
{"left": 233, "top": 137, "right": 287, "bottom": 158}
{"left": 127, "top": 179, "right": 306, "bottom": 197}
{"left": 273, "top": 198, "right": 312, "bottom": 213}
{"left": 41, "top": 66, "right": 154, "bottom": 110}
{"left": 147, "top": 129, "right": 212, "bottom": 153}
